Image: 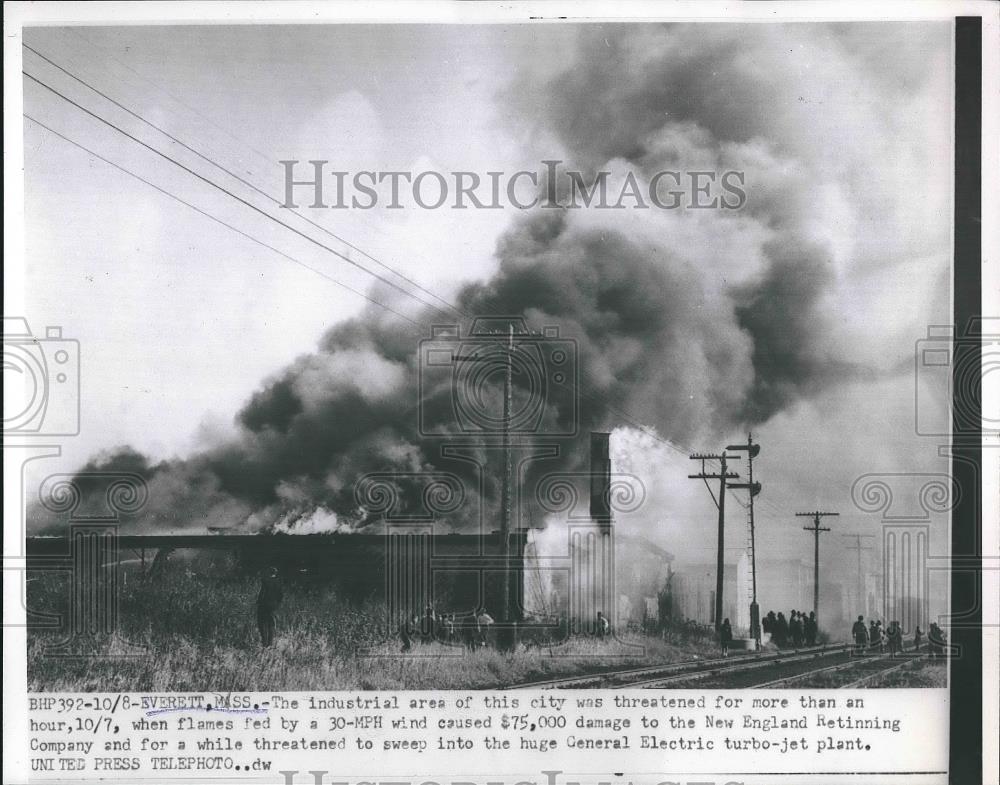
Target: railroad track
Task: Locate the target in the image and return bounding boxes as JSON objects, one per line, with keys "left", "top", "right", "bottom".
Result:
{"left": 507, "top": 643, "right": 849, "bottom": 690}
{"left": 750, "top": 648, "right": 924, "bottom": 688}
{"left": 624, "top": 644, "right": 854, "bottom": 688}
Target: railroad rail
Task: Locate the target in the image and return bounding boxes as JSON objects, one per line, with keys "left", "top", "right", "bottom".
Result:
{"left": 623, "top": 644, "right": 852, "bottom": 689}
{"left": 506, "top": 643, "right": 848, "bottom": 690}
{"left": 750, "top": 648, "right": 922, "bottom": 688}
{"left": 839, "top": 654, "right": 930, "bottom": 689}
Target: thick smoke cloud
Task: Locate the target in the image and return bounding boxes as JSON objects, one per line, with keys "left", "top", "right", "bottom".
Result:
{"left": 30, "top": 23, "right": 950, "bottom": 537}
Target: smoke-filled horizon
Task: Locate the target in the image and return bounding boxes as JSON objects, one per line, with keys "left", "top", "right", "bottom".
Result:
{"left": 24, "top": 23, "right": 953, "bottom": 598}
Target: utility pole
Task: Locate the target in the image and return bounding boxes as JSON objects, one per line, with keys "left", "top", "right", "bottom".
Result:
{"left": 796, "top": 511, "right": 839, "bottom": 623}
{"left": 455, "top": 323, "right": 519, "bottom": 648}
{"left": 841, "top": 533, "right": 875, "bottom": 618}
{"left": 689, "top": 453, "right": 740, "bottom": 631}
{"left": 728, "top": 433, "right": 762, "bottom": 646}
{"left": 500, "top": 324, "right": 514, "bottom": 635}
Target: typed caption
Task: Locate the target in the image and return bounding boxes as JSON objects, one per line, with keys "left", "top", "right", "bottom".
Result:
{"left": 26, "top": 690, "right": 947, "bottom": 781}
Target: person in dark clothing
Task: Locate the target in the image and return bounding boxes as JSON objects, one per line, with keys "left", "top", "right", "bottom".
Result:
{"left": 887, "top": 621, "right": 903, "bottom": 658}
{"left": 868, "top": 620, "right": 879, "bottom": 652}
{"left": 789, "top": 611, "right": 803, "bottom": 647}
{"left": 420, "top": 605, "right": 437, "bottom": 644}
{"left": 719, "top": 618, "right": 733, "bottom": 657}
{"left": 462, "top": 613, "right": 480, "bottom": 650}
{"left": 852, "top": 615, "right": 868, "bottom": 655}
{"left": 928, "top": 622, "right": 946, "bottom": 659}
{"left": 399, "top": 614, "right": 415, "bottom": 652}
{"left": 913, "top": 626, "right": 923, "bottom": 652}
{"left": 763, "top": 611, "right": 777, "bottom": 644}
{"left": 596, "top": 611, "right": 610, "bottom": 639}
{"left": 256, "top": 566, "right": 283, "bottom": 647}
{"left": 804, "top": 611, "right": 818, "bottom": 646}
{"left": 774, "top": 612, "right": 788, "bottom": 648}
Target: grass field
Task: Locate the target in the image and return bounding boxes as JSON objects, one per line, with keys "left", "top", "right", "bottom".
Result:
{"left": 26, "top": 559, "right": 720, "bottom": 692}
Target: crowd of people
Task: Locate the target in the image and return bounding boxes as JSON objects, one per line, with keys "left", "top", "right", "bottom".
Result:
{"left": 254, "top": 567, "right": 950, "bottom": 663}
{"left": 851, "top": 615, "right": 947, "bottom": 658}
{"left": 761, "top": 609, "right": 819, "bottom": 648}
{"left": 399, "top": 605, "right": 496, "bottom": 651}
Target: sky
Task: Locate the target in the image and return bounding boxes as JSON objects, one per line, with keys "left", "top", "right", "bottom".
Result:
{"left": 19, "top": 22, "right": 955, "bottom": 609}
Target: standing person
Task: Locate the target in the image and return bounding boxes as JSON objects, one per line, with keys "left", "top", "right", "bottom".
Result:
{"left": 805, "top": 611, "right": 818, "bottom": 647}
{"left": 914, "top": 625, "right": 923, "bottom": 652}
{"left": 596, "top": 611, "right": 610, "bottom": 639}
{"left": 789, "top": 611, "right": 802, "bottom": 647}
{"left": 875, "top": 620, "right": 885, "bottom": 653}
{"left": 775, "top": 612, "right": 788, "bottom": 648}
{"left": 421, "top": 604, "right": 437, "bottom": 644}
{"left": 928, "top": 622, "right": 947, "bottom": 659}
{"left": 256, "top": 566, "right": 283, "bottom": 648}
{"left": 887, "top": 621, "right": 903, "bottom": 658}
{"left": 852, "top": 615, "right": 869, "bottom": 655}
{"left": 461, "top": 613, "right": 478, "bottom": 651}
{"left": 868, "top": 619, "right": 879, "bottom": 652}
{"left": 719, "top": 618, "right": 733, "bottom": 657}
{"left": 476, "top": 606, "right": 495, "bottom": 648}
{"left": 399, "top": 614, "right": 414, "bottom": 652}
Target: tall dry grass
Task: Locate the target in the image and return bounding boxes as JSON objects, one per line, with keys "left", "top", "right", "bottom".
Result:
{"left": 26, "top": 561, "right": 719, "bottom": 692}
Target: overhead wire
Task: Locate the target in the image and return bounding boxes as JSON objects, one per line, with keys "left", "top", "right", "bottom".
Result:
{"left": 22, "top": 68, "right": 456, "bottom": 322}
{"left": 24, "top": 114, "right": 424, "bottom": 330}
{"left": 21, "top": 47, "right": 821, "bottom": 522}
{"left": 23, "top": 41, "right": 467, "bottom": 322}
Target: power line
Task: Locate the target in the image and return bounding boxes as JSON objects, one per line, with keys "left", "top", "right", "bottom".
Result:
{"left": 795, "top": 511, "right": 839, "bottom": 623}
{"left": 22, "top": 52, "right": 819, "bottom": 523}
{"left": 23, "top": 41, "right": 466, "bottom": 321}
{"left": 20, "top": 46, "right": 806, "bottom": 490}
{"left": 688, "top": 451, "right": 740, "bottom": 631}
{"left": 24, "top": 114, "right": 423, "bottom": 329}
{"left": 20, "top": 44, "right": 768, "bottom": 471}
{"left": 22, "top": 69, "right": 455, "bottom": 321}
{"left": 24, "top": 59, "right": 713, "bottom": 470}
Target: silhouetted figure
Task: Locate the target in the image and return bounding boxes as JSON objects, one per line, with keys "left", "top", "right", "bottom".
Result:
{"left": 804, "top": 611, "right": 818, "bottom": 646}
{"left": 461, "top": 613, "right": 479, "bottom": 650}
{"left": 789, "top": 611, "right": 803, "bottom": 647}
{"left": 420, "top": 605, "right": 437, "bottom": 644}
{"left": 476, "top": 607, "right": 495, "bottom": 647}
{"left": 256, "top": 566, "right": 283, "bottom": 647}
{"left": 887, "top": 620, "right": 903, "bottom": 658}
{"left": 719, "top": 618, "right": 733, "bottom": 657}
{"left": 913, "top": 626, "right": 923, "bottom": 652}
{"left": 928, "top": 622, "right": 946, "bottom": 659}
{"left": 869, "top": 620, "right": 880, "bottom": 652}
{"left": 852, "top": 615, "right": 868, "bottom": 654}
{"left": 399, "top": 614, "right": 415, "bottom": 652}
{"left": 596, "top": 611, "right": 610, "bottom": 639}
{"left": 774, "top": 612, "right": 788, "bottom": 648}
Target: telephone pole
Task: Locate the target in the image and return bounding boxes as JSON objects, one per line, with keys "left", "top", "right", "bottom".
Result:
{"left": 454, "top": 323, "right": 519, "bottom": 647}
{"left": 841, "top": 533, "right": 875, "bottom": 617}
{"left": 689, "top": 453, "right": 740, "bottom": 631}
{"left": 728, "top": 433, "right": 762, "bottom": 646}
{"left": 796, "top": 511, "right": 839, "bottom": 623}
